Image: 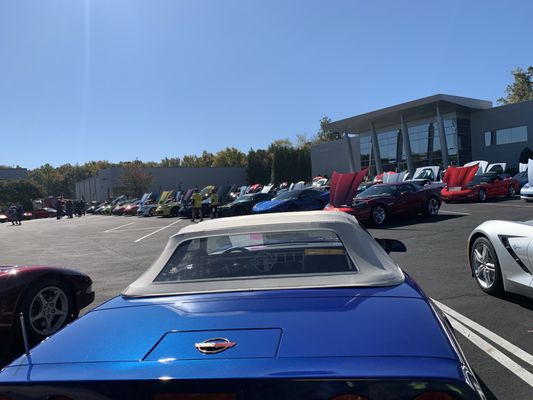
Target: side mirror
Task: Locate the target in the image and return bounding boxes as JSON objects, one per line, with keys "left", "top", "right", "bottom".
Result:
{"left": 376, "top": 238, "right": 407, "bottom": 254}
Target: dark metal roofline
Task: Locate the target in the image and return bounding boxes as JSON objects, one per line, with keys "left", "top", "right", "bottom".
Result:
{"left": 327, "top": 94, "right": 492, "bottom": 133}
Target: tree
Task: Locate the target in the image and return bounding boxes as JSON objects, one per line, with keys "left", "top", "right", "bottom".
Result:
{"left": 246, "top": 149, "right": 272, "bottom": 184}
{"left": 212, "top": 147, "right": 247, "bottom": 167}
{"left": 160, "top": 157, "right": 182, "bottom": 167}
{"left": 28, "top": 163, "right": 58, "bottom": 196}
{"left": 120, "top": 164, "right": 153, "bottom": 198}
{"left": 498, "top": 66, "right": 533, "bottom": 105}
{"left": 314, "top": 116, "right": 343, "bottom": 143}
{"left": 0, "top": 180, "right": 42, "bottom": 210}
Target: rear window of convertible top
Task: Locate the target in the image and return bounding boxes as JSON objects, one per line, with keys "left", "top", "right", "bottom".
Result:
{"left": 154, "top": 230, "right": 357, "bottom": 282}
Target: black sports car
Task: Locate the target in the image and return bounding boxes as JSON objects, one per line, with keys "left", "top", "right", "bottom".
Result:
{"left": 218, "top": 192, "right": 275, "bottom": 217}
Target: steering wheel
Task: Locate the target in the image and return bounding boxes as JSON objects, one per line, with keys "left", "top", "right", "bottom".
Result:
{"left": 221, "top": 247, "right": 251, "bottom": 275}
{"left": 251, "top": 250, "right": 277, "bottom": 274}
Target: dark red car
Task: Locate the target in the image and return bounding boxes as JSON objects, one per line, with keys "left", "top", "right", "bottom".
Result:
{"left": 326, "top": 181, "right": 441, "bottom": 226}
{"left": 0, "top": 265, "right": 94, "bottom": 364}
{"left": 441, "top": 165, "right": 518, "bottom": 202}
{"left": 122, "top": 201, "right": 140, "bottom": 216}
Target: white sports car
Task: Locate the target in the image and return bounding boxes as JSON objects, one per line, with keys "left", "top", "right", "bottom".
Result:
{"left": 468, "top": 220, "right": 533, "bottom": 299}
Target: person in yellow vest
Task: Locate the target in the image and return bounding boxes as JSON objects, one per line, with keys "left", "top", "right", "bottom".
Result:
{"left": 209, "top": 189, "right": 219, "bottom": 219}
{"left": 191, "top": 189, "right": 203, "bottom": 222}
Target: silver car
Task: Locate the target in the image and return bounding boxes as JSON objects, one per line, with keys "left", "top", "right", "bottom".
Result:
{"left": 468, "top": 220, "right": 533, "bottom": 298}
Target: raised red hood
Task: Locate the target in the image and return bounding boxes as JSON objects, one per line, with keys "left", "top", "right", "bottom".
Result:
{"left": 329, "top": 169, "right": 369, "bottom": 207}
{"left": 443, "top": 164, "right": 479, "bottom": 188}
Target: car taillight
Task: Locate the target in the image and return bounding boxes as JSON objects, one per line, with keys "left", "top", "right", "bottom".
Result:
{"left": 414, "top": 391, "right": 454, "bottom": 400}
{"left": 330, "top": 395, "right": 368, "bottom": 400}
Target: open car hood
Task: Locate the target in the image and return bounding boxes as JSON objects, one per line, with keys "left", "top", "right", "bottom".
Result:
{"left": 412, "top": 166, "right": 440, "bottom": 181}
{"left": 382, "top": 171, "right": 407, "bottom": 184}
{"left": 329, "top": 169, "right": 368, "bottom": 207}
{"left": 486, "top": 163, "right": 506, "bottom": 174}
{"left": 443, "top": 165, "right": 479, "bottom": 188}
{"left": 464, "top": 160, "right": 488, "bottom": 175}
{"left": 528, "top": 159, "right": 533, "bottom": 185}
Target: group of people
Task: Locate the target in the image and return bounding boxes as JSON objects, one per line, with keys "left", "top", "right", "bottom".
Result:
{"left": 7, "top": 204, "right": 24, "bottom": 225}
{"left": 191, "top": 188, "right": 219, "bottom": 222}
{"left": 55, "top": 199, "right": 86, "bottom": 220}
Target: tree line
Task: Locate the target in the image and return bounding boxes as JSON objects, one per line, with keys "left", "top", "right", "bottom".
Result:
{"left": 0, "top": 117, "right": 338, "bottom": 206}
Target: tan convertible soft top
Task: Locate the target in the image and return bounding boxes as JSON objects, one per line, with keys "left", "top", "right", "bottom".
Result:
{"left": 123, "top": 211, "right": 405, "bottom": 297}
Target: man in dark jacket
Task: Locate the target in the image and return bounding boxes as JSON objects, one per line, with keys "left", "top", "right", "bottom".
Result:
{"left": 15, "top": 204, "right": 23, "bottom": 225}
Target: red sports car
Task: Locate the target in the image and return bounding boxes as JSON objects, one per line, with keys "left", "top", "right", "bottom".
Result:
{"left": 0, "top": 265, "right": 94, "bottom": 365}
{"left": 441, "top": 165, "right": 518, "bottom": 202}
{"left": 122, "top": 201, "right": 140, "bottom": 216}
{"left": 326, "top": 181, "right": 441, "bottom": 225}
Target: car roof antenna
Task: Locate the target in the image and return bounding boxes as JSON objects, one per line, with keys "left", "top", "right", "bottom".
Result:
{"left": 19, "top": 312, "right": 31, "bottom": 357}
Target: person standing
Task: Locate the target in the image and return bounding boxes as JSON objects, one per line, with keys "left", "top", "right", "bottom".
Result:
{"left": 209, "top": 189, "right": 219, "bottom": 219}
{"left": 191, "top": 189, "right": 203, "bottom": 222}
{"left": 56, "top": 199, "right": 63, "bottom": 220}
{"left": 8, "top": 204, "right": 16, "bottom": 225}
{"left": 15, "top": 204, "right": 23, "bottom": 225}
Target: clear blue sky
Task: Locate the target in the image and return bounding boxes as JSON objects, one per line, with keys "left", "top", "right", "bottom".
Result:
{"left": 1, "top": 0, "right": 531, "bottom": 169}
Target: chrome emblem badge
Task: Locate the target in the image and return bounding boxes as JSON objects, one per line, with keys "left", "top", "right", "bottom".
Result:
{"left": 194, "top": 337, "right": 237, "bottom": 354}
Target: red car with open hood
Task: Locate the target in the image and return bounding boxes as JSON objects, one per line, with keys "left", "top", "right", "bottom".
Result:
{"left": 441, "top": 164, "right": 517, "bottom": 202}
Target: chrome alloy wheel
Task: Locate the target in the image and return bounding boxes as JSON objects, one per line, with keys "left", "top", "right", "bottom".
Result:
{"left": 478, "top": 189, "right": 487, "bottom": 202}
{"left": 472, "top": 242, "right": 496, "bottom": 289}
{"left": 427, "top": 198, "right": 439, "bottom": 216}
{"left": 372, "top": 205, "right": 386, "bottom": 225}
{"left": 28, "top": 286, "right": 69, "bottom": 336}
{"left": 508, "top": 185, "right": 516, "bottom": 197}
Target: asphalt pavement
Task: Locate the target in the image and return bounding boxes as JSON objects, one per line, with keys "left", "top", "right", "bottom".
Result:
{"left": 1, "top": 201, "right": 532, "bottom": 399}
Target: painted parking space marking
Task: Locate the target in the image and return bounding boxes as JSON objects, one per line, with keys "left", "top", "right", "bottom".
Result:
{"left": 106, "top": 226, "right": 163, "bottom": 233}
{"left": 434, "top": 299, "right": 533, "bottom": 366}
{"left": 433, "top": 299, "right": 533, "bottom": 387}
{"left": 446, "top": 315, "right": 533, "bottom": 387}
{"left": 104, "top": 222, "right": 135, "bottom": 233}
{"left": 134, "top": 219, "right": 183, "bottom": 243}
{"left": 439, "top": 210, "right": 471, "bottom": 216}
{"left": 480, "top": 202, "right": 533, "bottom": 208}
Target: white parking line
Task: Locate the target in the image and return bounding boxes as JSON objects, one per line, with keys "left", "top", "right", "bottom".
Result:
{"left": 104, "top": 222, "right": 135, "bottom": 233}
{"left": 134, "top": 219, "right": 183, "bottom": 243}
{"left": 107, "top": 227, "right": 163, "bottom": 233}
{"left": 439, "top": 210, "right": 471, "bottom": 216}
{"left": 446, "top": 315, "right": 533, "bottom": 387}
{"left": 433, "top": 299, "right": 533, "bottom": 367}
{"left": 481, "top": 202, "right": 533, "bottom": 208}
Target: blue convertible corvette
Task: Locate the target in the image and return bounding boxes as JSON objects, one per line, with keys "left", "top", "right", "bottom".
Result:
{"left": 251, "top": 188, "right": 329, "bottom": 214}
{"left": 0, "top": 212, "right": 485, "bottom": 399}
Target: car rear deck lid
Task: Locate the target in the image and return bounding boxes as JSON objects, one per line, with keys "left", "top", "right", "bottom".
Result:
{"left": 144, "top": 328, "right": 282, "bottom": 361}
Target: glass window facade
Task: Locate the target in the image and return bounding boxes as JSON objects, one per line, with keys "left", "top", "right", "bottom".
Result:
{"left": 358, "top": 117, "right": 463, "bottom": 171}
{"left": 360, "top": 135, "right": 372, "bottom": 168}
{"left": 378, "top": 130, "right": 401, "bottom": 171}
{"left": 407, "top": 123, "right": 434, "bottom": 168}
{"left": 484, "top": 126, "right": 528, "bottom": 146}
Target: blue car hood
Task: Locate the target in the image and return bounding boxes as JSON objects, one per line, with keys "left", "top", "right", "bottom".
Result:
{"left": 252, "top": 199, "right": 287, "bottom": 212}
{"left": 7, "top": 285, "right": 457, "bottom": 370}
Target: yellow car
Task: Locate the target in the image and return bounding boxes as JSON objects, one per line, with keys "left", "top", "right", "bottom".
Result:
{"left": 155, "top": 190, "right": 182, "bottom": 217}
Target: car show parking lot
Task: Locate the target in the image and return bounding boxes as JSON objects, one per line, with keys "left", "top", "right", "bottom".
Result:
{"left": 1, "top": 200, "right": 532, "bottom": 399}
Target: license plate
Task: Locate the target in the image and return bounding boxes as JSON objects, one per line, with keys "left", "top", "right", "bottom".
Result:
{"left": 449, "top": 187, "right": 462, "bottom": 192}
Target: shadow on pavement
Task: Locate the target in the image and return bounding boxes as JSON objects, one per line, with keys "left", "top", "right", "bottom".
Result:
{"left": 496, "top": 292, "right": 533, "bottom": 311}
{"left": 369, "top": 213, "right": 465, "bottom": 230}
{"left": 476, "top": 372, "right": 498, "bottom": 400}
